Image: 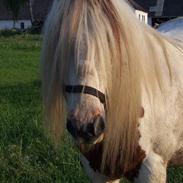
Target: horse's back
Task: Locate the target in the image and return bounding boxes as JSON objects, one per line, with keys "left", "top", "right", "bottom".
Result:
{"left": 158, "top": 17, "right": 183, "bottom": 43}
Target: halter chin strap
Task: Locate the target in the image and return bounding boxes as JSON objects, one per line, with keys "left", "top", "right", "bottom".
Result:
{"left": 65, "top": 85, "right": 106, "bottom": 105}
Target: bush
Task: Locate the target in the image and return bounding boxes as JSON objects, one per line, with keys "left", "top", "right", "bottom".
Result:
{"left": 26, "top": 20, "right": 44, "bottom": 34}
{"left": 0, "top": 29, "right": 21, "bottom": 37}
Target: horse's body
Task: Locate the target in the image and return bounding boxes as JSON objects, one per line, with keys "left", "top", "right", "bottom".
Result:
{"left": 41, "top": 0, "right": 183, "bottom": 182}
{"left": 137, "top": 40, "right": 183, "bottom": 182}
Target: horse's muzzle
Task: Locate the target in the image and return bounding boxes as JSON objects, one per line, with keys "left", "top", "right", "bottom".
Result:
{"left": 66, "top": 116, "right": 105, "bottom": 144}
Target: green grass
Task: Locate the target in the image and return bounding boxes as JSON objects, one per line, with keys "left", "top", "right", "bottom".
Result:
{"left": 0, "top": 34, "right": 89, "bottom": 183}
{"left": 0, "top": 33, "right": 183, "bottom": 183}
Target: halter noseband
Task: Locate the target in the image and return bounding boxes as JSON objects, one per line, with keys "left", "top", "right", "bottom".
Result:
{"left": 65, "top": 85, "right": 106, "bottom": 105}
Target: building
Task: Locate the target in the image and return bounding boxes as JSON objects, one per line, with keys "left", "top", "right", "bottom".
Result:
{"left": 0, "top": 0, "right": 53, "bottom": 30}
{"left": 134, "top": 0, "right": 183, "bottom": 26}
{"left": 0, "top": 0, "right": 31, "bottom": 30}
{"left": 1, "top": 0, "right": 180, "bottom": 29}
{"left": 129, "top": 0, "right": 148, "bottom": 24}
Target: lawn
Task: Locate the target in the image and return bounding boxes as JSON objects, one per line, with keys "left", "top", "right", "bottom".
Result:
{"left": 0, "top": 33, "right": 89, "bottom": 183}
{"left": 0, "top": 33, "right": 182, "bottom": 183}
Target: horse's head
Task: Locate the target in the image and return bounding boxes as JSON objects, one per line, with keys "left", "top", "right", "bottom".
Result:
{"left": 42, "top": 0, "right": 147, "bottom": 173}
{"left": 64, "top": 59, "right": 106, "bottom": 145}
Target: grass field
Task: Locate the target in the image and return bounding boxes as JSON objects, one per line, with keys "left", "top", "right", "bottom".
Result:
{"left": 0, "top": 33, "right": 183, "bottom": 183}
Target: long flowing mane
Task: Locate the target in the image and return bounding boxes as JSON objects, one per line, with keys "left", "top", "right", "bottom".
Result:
{"left": 41, "top": 0, "right": 174, "bottom": 175}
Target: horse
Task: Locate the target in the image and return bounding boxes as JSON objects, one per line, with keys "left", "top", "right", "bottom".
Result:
{"left": 41, "top": 0, "right": 183, "bottom": 182}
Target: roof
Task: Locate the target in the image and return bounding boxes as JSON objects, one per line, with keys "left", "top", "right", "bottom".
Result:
{"left": 0, "top": 0, "right": 53, "bottom": 21}
{"left": 128, "top": 0, "right": 147, "bottom": 12}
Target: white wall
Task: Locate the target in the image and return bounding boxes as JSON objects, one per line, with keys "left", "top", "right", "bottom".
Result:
{"left": 0, "top": 20, "right": 31, "bottom": 30}
{"left": 135, "top": 10, "right": 148, "bottom": 24}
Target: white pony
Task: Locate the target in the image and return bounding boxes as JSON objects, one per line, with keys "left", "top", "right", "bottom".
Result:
{"left": 41, "top": 0, "right": 183, "bottom": 182}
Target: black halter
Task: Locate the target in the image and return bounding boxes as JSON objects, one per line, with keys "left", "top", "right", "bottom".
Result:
{"left": 65, "top": 85, "right": 106, "bottom": 105}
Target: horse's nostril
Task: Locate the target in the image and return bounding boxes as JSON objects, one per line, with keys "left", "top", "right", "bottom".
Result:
{"left": 86, "top": 116, "right": 105, "bottom": 137}
{"left": 93, "top": 116, "right": 105, "bottom": 137}
{"left": 66, "top": 116, "right": 105, "bottom": 143}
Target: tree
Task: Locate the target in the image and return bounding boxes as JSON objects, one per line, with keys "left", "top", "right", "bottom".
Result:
{"left": 27, "top": 0, "right": 35, "bottom": 24}
{"left": 20, "top": 0, "right": 35, "bottom": 25}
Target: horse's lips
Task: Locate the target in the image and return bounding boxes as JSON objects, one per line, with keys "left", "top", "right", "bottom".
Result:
{"left": 76, "top": 133, "right": 104, "bottom": 153}
{"left": 93, "top": 133, "right": 104, "bottom": 144}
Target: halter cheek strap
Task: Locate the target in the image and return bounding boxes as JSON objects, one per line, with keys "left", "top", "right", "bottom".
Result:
{"left": 65, "top": 85, "right": 106, "bottom": 105}
{"left": 65, "top": 85, "right": 145, "bottom": 118}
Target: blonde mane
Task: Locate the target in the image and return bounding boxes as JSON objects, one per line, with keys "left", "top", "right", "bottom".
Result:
{"left": 41, "top": 0, "right": 173, "bottom": 175}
